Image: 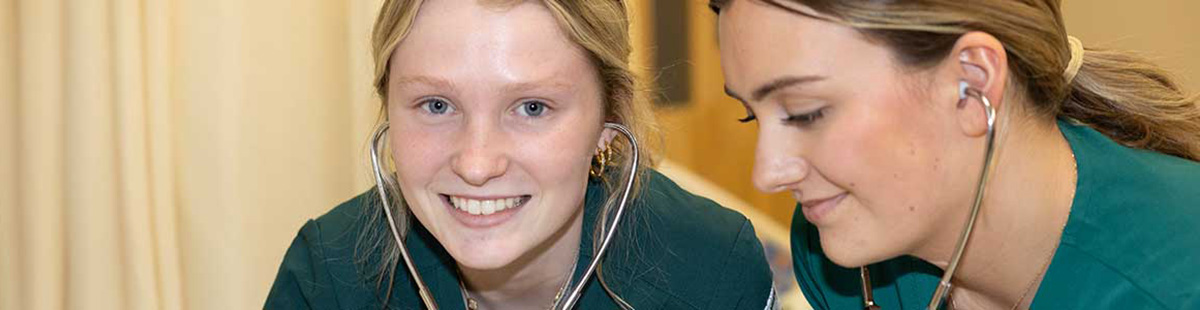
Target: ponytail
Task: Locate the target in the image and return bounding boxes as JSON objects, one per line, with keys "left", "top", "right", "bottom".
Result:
{"left": 1061, "top": 47, "right": 1200, "bottom": 161}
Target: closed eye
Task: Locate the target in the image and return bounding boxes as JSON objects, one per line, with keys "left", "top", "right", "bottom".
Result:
{"left": 782, "top": 107, "right": 826, "bottom": 127}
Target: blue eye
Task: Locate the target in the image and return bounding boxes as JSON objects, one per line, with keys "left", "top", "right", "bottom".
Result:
{"left": 420, "top": 98, "right": 454, "bottom": 115}
{"left": 517, "top": 100, "right": 547, "bottom": 117}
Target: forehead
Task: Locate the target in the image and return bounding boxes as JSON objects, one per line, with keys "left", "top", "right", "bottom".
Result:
{"left": 716, "top": 1, "right": 885, "bottom": 95}
{"left": 390, "top": 0, "right": 594, "bottom": 87}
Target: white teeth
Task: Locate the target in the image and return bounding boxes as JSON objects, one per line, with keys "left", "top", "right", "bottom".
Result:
{"left": 467, "top": 199, "right": 481, "bottom": 215}
{"left": 450, "top": 196, "right": 523, "bottom": 215}
{"left": 481, "top": 200, "right": 496, "bottom": 215}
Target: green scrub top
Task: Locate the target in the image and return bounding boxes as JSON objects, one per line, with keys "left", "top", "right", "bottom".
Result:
{"left": 266, "top": 170, "right": 775, "bottom": 309}
{"left": 791, "top": 119, "right": 1200, "bottom": 309}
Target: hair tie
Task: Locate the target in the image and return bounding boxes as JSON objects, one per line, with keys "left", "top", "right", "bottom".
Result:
{"left": 1063, "top": 36, "right": 1085, "bottom": 84}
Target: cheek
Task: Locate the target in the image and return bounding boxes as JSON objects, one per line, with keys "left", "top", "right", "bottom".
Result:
{"left": 389, "top": 119, "right": 452, "bottom": 184}
{"left": 512, "top": 126, "right": 597, "bottom": 193}
{"left": 825, "top": 89, "right": 948, "bottom": 220}
{"left": 387, "top": 123, "right": 455, "bottom": 223}
{"left": 816, "top": 96, "right": 954, "bottom": 263}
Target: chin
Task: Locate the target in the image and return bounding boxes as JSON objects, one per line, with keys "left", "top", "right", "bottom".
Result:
{"left": 819, "top": 232, "right": 894, "bottom": 268}
{"left": 445, "top": 236, "right": 527, "bottom": 270}
{"left": 454, "top": 255, "right": 517, "bottom": 270}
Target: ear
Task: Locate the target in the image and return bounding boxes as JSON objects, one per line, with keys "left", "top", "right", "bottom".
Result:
{"left": 596, "top": 126, "right": 618, "bottom": 151}
{"left": 947, "top": 31, "right": 1009, "bottom": 137}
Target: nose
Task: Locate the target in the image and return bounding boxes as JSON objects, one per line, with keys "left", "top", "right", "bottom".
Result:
{"left": 751, "top": 129, "right": 811, "bottom": 194}
{"left": 451, "top": 119, "right": 510, "bottom": 186}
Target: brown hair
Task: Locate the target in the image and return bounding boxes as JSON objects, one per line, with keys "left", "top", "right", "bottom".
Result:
{"left": 360, "top": 0, "right": 655, "bottom": 306}
{"left": 710, "top": 0, "right": 1200, "bottom": 161}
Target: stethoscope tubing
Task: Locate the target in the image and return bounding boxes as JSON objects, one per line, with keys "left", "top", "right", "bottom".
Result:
{"left": 370, "top": 122, "right": 640, "bottom": 310}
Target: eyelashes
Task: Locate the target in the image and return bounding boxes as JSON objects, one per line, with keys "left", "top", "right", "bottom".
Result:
{"left": 737, "top": 104, "right": 757, "bottom": 123}
{"left": 737, "top": 107, "right": 827, "bottom": 128}
{"left": 783, "top": 107, "right": 826, "bottom": 126}
{"left": 737, "top": 114, "right": 757, "bottom": 123}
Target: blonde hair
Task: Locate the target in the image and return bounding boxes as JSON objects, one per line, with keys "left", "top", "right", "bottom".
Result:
{"left": 359, "top": 0, "right": 656, "bottom": 306}
{"left": 710, "top": 0, "right": 1200, "bottom": 161}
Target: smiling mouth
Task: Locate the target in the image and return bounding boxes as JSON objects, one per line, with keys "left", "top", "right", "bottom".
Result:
{"left": 799, "top": 193, "right": 847, "bottom": 224}
{"left": 441, "top": 194, "right": 532, "bottom": 215}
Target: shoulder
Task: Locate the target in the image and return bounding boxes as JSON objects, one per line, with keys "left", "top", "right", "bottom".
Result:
{"left": 636, "top": 169, "right": 761, "bottom": 260}
{"left": 610, "top": 170, "right": 775, "bottom": 309}
{"left": 638, "top": 169, "right": 754, "bottom": 236}
{"left": 1062, "top": 119, "right": 1200, "bottom": 208}
{"left": 265, "top": 192, "right": 393, "bottom": 309}
{"left": 288, "top": 192, "right": 378, "bottom": 267}
{"left": 309, "top": 192, "right": 376, "bottom": 242}
{"left": 1046, "top": 120, "right": 1200, "bottom": 308}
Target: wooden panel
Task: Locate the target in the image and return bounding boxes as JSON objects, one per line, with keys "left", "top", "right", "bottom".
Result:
{"left": 634, "top": 1, "right": 796, "bottom": 227}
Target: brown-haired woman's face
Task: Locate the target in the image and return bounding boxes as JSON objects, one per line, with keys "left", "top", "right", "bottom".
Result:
{"left": 386, "top": 0, "right": 607, "bottom": 270}
{"left": 716, "top": 0, "right": 977, "bottom": 267}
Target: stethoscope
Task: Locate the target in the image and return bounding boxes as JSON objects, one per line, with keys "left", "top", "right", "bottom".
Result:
{"left": 859, "top": 82, "right": 999, "bottom": 310}
{"left": 370, "top": 122, "right": 640, "bottom": 310}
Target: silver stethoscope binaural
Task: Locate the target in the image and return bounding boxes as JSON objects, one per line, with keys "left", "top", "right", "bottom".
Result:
{"left": 859, "top": 81, "right": 999, "bottom": 310}
{"left": 370, "top": 122, "right": 640, "bottom": 310}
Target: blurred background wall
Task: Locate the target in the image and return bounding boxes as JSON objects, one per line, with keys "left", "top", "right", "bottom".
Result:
{"left": 0, "top": 0, "right": 1196, "bottom": 309}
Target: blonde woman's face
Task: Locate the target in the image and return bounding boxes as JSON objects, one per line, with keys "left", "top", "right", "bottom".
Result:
{"left": 716, "top": 1, "right": 977, "bottom": 267}
{"left": 387, "top": 0, "right": 606, "bottom": 270}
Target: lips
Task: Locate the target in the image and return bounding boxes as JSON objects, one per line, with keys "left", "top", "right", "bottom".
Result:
{"left": 439, "top": 194, "right": 532, "bottom": 228}
{"left": 800, "top": 193, "right": 846, "bottom": 224}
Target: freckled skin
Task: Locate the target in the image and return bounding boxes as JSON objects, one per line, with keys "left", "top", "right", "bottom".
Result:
{"left": 387, "top": 0, "right": 608, "bottom": 271}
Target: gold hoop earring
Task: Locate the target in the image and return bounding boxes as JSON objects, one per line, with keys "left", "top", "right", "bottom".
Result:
{"left": 589, "top": 142, "right": 614, "bottom": 179}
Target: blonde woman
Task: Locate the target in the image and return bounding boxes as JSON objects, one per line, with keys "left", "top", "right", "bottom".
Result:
{"left": 265, "top": 0, "right": 774, "bottom": 309}
{"left": 711, "top": 0, "right": 1200, "bottom": 309}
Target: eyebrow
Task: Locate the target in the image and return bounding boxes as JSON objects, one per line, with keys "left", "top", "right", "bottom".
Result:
{"left": 502, "top": 79, "right": 574, "bottom": 94}
{"left": 392, "top": 75, "right": 456, "bottom": 89}
{"left": 725, "top": 75, "right": 826, "bottom": 102}
{"left": 391, "top": 75, "right": 573, "bottom": 94}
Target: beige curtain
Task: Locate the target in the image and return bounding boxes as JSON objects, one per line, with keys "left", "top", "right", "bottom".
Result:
{"left": 1, "top": 0, "right": 382, "bottom": 309}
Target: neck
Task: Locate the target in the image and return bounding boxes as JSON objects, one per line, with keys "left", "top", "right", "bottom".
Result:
{"left": 458, "top": 206, "right": 584, "bottom": 309}
{"left": 915, "top": 118, "right": 1077, "bottom": 309}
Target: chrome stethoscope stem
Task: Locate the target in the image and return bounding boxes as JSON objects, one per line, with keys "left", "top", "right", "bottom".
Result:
{"left": 371, "top": 123, "right": 439, "bottom": 310}
{"left": 371, "top": 122, "right": 639, "bottom": 310}
{"left": 927, "top": 83, "right": 998, "bottom": 310}
{"left": 554, "top": 122, "right": 639, "bottom": 310}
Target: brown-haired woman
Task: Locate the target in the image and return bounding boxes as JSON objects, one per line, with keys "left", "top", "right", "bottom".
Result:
{"left": 264, "top": 0, "right": 775, "bottom": 309}
{"left": 711, "top": 0, "right": 1200, "bottom": 309}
